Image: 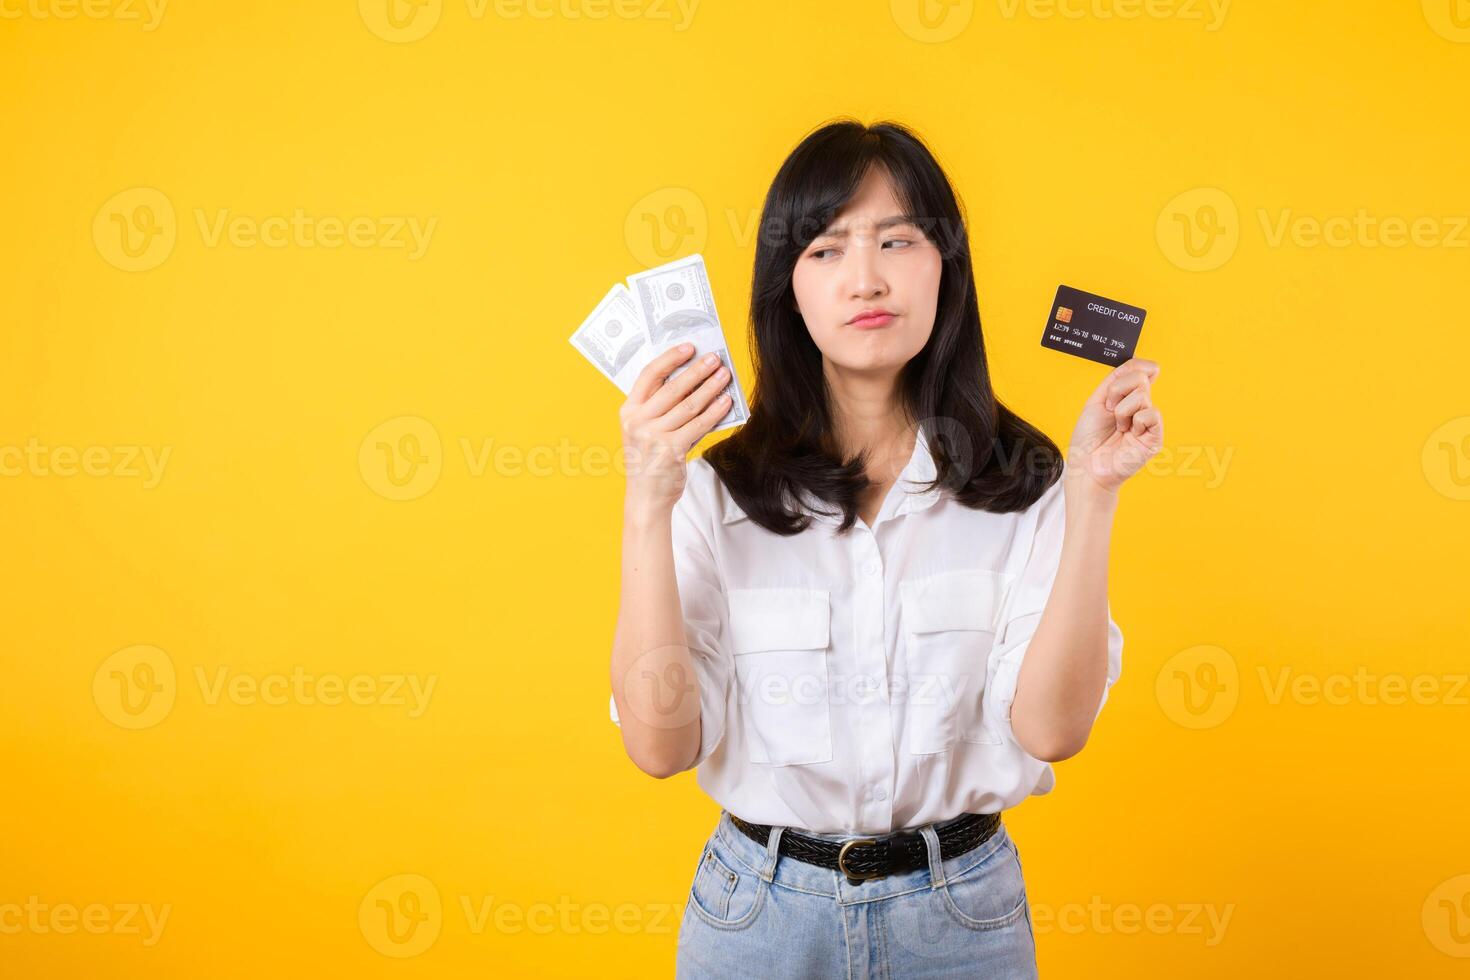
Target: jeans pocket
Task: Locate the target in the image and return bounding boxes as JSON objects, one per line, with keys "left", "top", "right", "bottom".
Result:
{"left": 685, "top": 837, "right": 766, "bottom": 930}
{"left": 939, "top": 833, "right": 1029, "bottom": 931}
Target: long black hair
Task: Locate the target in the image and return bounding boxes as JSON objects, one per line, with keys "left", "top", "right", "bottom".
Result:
{"left": 703, "top": 118, "right": 1062, "bottom": 535}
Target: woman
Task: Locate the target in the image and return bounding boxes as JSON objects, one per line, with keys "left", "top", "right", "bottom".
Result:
{"left": 608, "top": 119, "right": 1162, "bottom": 978}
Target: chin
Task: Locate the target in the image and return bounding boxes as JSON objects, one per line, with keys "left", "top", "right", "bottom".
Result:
{"left": 842, "top": 334, "right": 920, "bottom": 365}
{"left": 832, "top": 351, "right": 909, "bottom": 375}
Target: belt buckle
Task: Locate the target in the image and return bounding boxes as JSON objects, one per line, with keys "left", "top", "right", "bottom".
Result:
{"left": 837, "top": 838, "right": 883, "bottom": 885}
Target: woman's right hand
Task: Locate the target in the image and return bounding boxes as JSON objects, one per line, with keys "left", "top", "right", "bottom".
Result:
{"left": 620, "top": 342, "right": 732, "bottom": 519}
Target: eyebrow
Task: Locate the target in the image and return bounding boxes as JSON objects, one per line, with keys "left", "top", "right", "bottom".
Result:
{"left": 813, "top": 215, "right": 918, "bottom": 240}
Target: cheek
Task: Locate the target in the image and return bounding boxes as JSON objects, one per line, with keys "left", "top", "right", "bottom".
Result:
{"left": 907, "top": 257, "right": 944, "bottom": 326}
{"left": 916, "top": 252, "right": 943, "bottom": 303}
{"left": 790, "top": 268, "right": 835, "bottom": 346}
{"left": 791, "top": 272, "right": 842, "bottom": 342}
{"left": 897, "top": 257, "right": 942, "bottom": 355}
{"left": 791, "top": 264, "right": 820, "bottom": 312}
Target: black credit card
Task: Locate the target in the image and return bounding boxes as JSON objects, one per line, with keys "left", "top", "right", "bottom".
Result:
{"left": 1040, "top": 285, "right": 1146, "bottom": 366}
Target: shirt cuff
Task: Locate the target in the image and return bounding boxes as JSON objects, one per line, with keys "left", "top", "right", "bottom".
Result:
{"left": 986, "top": 644, "right": 1118, "bottom": 749}
{"left": 987, "top": 651, "right": 1025, "bottom": 746}
{"left": 608, "top": 680, "right": 726, "bottom": 771}
{"left": 688, "top": 666, "right": 726, "bottom": 768}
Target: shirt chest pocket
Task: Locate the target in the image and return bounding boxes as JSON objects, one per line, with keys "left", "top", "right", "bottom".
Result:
{"left": 727, "top": 587, "right": 833, "bottom": 767}
{"left": 900, "top": 569, "right": 1011, "bottom": 754}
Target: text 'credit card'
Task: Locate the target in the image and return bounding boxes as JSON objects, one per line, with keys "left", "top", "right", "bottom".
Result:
{"left": 1041, "top": 285, "right": 1146, "bottom": 366}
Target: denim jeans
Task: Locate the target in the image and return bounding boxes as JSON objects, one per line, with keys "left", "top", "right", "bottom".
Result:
{"left": 675, "top": 809, "right": 1039, "bottom": 979}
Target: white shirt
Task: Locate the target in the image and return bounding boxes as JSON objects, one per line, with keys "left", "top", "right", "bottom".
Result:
{"left": 610, "top": 419, "right": 1123, "bottom": 835}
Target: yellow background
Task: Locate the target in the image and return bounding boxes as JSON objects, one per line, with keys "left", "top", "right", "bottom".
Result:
{"left": 3, "top": 1, "right": 1469, "bottom": 976}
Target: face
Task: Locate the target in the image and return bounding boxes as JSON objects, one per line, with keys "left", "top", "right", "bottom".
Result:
{"left": 791, "top": 165, "right": 943, "bottom": 378}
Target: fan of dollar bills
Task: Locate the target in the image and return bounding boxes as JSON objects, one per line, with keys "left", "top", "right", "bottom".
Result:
{"left": 568, "top": 253, "right": 750, "bottom": 433}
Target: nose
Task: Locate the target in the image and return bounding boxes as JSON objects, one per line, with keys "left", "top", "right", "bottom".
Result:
{"left": 846, "top": 233, "right": 888, "bottom": 301}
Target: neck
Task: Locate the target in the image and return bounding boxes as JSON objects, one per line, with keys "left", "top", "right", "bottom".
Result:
{"left": 823, "top": 358, "right": 914, "bottom": 466}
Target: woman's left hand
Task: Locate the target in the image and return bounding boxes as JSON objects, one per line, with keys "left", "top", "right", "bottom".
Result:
{"left": 1066, "top": 357, "right": 1164, "bottom": 496}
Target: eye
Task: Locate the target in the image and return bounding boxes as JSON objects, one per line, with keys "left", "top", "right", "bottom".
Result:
{"left": 882, "top": 238, "right": 912, "bottom": 249}
{"left": 810, "top": 247, "right": 839, "bottom": 260}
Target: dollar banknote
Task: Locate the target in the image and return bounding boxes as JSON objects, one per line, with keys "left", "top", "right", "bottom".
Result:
{"left": 569, "top": 253, "right": 750, "bottom": 433}
{"left": 568, "top": 283, "right": 655, "bottom": 394}
{"left": 625, "top": 253, "right": 749, "bottom": 432}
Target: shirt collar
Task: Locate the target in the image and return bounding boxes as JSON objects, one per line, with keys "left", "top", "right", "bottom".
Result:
{"left": 719, "top": 420, "right": 944, "bottom": 526}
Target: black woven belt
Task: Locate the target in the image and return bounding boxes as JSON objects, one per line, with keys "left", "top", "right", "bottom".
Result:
{"left": 728, "top": 811, "right": 1002, "bottom": 885}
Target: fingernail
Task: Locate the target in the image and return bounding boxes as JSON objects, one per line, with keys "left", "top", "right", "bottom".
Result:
{"left": 681, "top": 343, "right": 693, "bottom": 352}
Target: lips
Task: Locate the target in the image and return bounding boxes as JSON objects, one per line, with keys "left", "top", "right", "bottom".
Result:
{"left": 848, "top": 310, "right": 896, "bottom": 328}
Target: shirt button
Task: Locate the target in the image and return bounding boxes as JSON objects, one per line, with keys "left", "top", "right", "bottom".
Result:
{"left": 874, "top": 787, "right": 888, "bottom": 801}
{"left": 861, "top": 560, "right": 879, "bottom": 576}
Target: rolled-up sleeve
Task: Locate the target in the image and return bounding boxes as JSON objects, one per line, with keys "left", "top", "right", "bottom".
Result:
{"left": 982, "top": 480, "right": 1124, "bottom": 749}
{"left": 609, "top": 460, "right": 731, "bottom": 771}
